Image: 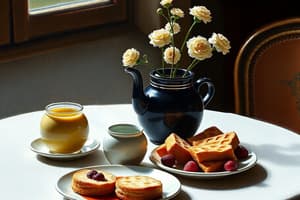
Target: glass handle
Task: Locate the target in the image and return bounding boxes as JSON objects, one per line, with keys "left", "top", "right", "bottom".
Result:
{"left": 195, "top": 77, "right": 215, "bottom": 108}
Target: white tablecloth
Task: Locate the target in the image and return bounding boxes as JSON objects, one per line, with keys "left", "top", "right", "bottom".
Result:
{"left": 0, "top": 104, "right": 300, "bottom": 200}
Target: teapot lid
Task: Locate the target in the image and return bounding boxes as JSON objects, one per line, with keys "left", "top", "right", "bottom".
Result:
{"left": 108, "top": 124, "right": 143, "bottom": 138}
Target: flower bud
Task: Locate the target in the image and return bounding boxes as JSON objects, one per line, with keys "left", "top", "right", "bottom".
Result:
{"left": 156, "top": 8, "right": 163, "bottom": 15}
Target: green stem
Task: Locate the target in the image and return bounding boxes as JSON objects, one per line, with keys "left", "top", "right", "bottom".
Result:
{"left": 171, "top": 66, "right": 176, "bottom": 78}
{"left": 180, "top": 21, "right": 197, "bottom": 52}
{"left": 188, "top": 59, "right": 200, "bottom": 71}
{"left": 161, "top": 48, "right": 165, "bottom": 68}
{"left": 167, "top": 9, "right": 174, "bottom": 42}
{"left": 166, "top": 7, "right": 176, "bottom": 77}
{"left": 183, "top": 59, "right": 200, "bottom": 77}
{"left": 161, "top": 47, "right": 165, "bottom": 75}
{"left": 160, "top": 7, "right": 169, "bottom": 22}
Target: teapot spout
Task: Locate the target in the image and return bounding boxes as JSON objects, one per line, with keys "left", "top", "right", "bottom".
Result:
{"left": 124, "top": 67, "right": 148, "bottom": 115}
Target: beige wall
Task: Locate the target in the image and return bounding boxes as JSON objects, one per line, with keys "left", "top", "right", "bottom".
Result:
{"left": 0, "top": 1, "right": 191, "bottom": 118}
{"left": 0, "top": 24, "right": 160, "bottom": 119}
{"left": 134, "top": 0, "right": 161, "bottom": 35}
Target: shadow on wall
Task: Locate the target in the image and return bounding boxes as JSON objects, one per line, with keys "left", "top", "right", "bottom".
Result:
{"left": 0, "top": 26, "right": 160, "bottom": 119}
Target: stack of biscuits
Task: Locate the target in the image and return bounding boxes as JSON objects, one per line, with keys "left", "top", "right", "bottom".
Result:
{"left": 72, "top": 169, "right": 162, "bottom": 199}
{"left": 156, "top": 126, "right": 240, "bottom": 172}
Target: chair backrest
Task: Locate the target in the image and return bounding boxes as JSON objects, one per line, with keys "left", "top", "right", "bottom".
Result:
{"left": 234, "top": 18, "right": 300, "bottom": 133}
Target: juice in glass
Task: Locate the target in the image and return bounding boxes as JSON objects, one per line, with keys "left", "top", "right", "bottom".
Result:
{"left": 40, "top": 102, "right": 89, "bottom": 153}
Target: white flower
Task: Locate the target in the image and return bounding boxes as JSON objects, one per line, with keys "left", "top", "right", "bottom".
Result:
{"left": 122, "top": 48, "right": 140, "bottom": 67}
{"left": 163, "top": 46, "right": 181, "bottom": 64}
{"left": 186, "top": 36, "right": 213, "bottom": 60}
{"left": 208, "top": 33, "right": 231, "bottom": 55}
{"left": 121, "top": 3, "right": 231, "bottom": 77}
{"left": 189, "top": 6, "right": 212, "bottom": 24}
{"left": 165, "top": 22, "right": 181, "bottom": 35}
{"left": 160, "top": 0, "right": 172, "bottom": 7}
{"left": 170, "top": 8, "right": 184, "bottom": 18}
{"left": 148, "top": 28, "right": 171, "bottom": 48}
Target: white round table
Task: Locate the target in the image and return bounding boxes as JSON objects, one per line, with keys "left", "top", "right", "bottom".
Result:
{"left": 0, "top": 104, "right": 300, "bottom": 200}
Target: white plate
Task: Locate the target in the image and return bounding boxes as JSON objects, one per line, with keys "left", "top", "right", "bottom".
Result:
{"left": 56, "top": 165, "right": 181, "bottom": 200}
{"left": 150, "top": 146, "right": 257, "bottom": 179}
{"left": 30, "top": 138, "right": 100, "bottom": 160}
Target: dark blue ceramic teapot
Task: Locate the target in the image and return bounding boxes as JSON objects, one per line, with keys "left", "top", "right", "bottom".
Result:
{"left": 125, "top": 67, "right": 215, "bottom": 144}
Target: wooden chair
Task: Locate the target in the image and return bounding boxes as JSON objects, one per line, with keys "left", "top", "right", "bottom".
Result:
{"left": 234, "top": 18, "right": 300, "bottom": 134}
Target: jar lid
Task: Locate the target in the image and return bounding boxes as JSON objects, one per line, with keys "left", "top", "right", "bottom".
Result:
{"left": 108, "top": 124, "right": 143, "bottom": 138}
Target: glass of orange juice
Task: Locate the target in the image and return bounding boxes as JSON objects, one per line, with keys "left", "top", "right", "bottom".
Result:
{"left": 40, "top": 102, "right": 89, "bottom": 154}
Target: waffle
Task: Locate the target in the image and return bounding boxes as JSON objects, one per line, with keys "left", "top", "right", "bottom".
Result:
{"left": 156, "top": 127, "right": 242, "bottom": 173}
{"left": 188, "top": 126, "right": 224, "bottom": 145}
{"left": 115, "top": 176, "right": 162, "bottom": 200}
{"left": 198, "top": 160, "right": 226, "bottom": 172}
{"left": 189, "top": 144, "right": 236, "bottom": 163}
{"left": 165, "top": 133, "right": 192, "bottom": 164}
{"left": 72, "top": 169, "right": 116, "bottom": 196}
{"left": 192, "top": 131, "right": 240, "bottom": 150}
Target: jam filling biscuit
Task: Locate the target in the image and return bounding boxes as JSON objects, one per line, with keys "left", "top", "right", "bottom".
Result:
{"left": 72, "top": 169, "right": 116, "bottom": 196}
{"left": 115, "top": 175, "right": 163, "bottom": 200}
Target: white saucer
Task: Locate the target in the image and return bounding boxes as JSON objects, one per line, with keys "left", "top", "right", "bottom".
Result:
{"left": 30, "top": 138, "right": 100, "bottom": 160}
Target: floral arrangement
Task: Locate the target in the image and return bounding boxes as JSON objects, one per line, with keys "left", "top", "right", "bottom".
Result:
{"left": 122, "top": 0, "right": 231, "bottom": 78}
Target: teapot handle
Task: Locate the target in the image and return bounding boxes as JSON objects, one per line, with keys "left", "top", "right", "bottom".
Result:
{"left": 194, "top": 77, "right": 215, "bottom": 108}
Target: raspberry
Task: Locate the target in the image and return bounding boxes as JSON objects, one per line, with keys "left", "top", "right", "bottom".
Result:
{"left": 224, "top": 160, "right": 238, "bottom": 171}
{"left": 92, "top": 172, "right": 106, "bottom": 181}
{"left": 183, "top": 160, "right": 200, "bottom": 172}
{"left": 235, "top": 145, "right": 249, "bottom": 159}
{"left": 161, "top": 154, "right": 176, "bottom": 167}
{"left": 86, "top": 170, "right": 98, "bottom": 179}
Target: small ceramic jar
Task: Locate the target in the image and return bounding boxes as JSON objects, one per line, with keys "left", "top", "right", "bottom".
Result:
{"left": 40, "top": 102, "right": 89, "bottom": 153}
{"left": 103, "top": 124, "right": 147, "bottom": 165}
